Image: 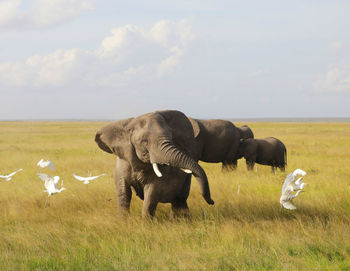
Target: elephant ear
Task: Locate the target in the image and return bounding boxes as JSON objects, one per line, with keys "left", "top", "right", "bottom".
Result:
{"left": 156, "top": 110, "right": 195, "bottom": 150}
{"left": 95, "top": 118, "right": 134, "bottom": 158}
{"left": 188, "top": 118, "right": 201, "bottom": 138}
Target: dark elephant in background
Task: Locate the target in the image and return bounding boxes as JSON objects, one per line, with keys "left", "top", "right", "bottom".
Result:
{"left": 236, "top": 137, "right": 287, "bottom": 172}
{"left": 189, "top": 118, "right": 241, "bottom": 171}
{"left": 95, "top": 110, "right": 214, "bottom": 218}
{"left": 238, "top": 125, "right": 254, "bottom": 140}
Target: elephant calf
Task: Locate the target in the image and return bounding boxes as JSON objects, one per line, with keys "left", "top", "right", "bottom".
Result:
{"left": 236, "top": 137, "right": 287, "bottom": 172}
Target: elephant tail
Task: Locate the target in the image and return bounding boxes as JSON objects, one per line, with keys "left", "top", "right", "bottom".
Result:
{"left": 283, "top": 148, "right": 287, "bottom": 166}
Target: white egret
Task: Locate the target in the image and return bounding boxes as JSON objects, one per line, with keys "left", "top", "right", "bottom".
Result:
{"left": 37, "top": 159, "right": 54, "bottom": 170}
{"left": 37, "top": 173, "right": 65, "bottom": 196}
{"left": 73, "top": 173, "right": 106, "bottom": 184}
{"left": 280, "top": 169, "right": 307, "bottom": 210}
{"left": 0, "top": 169, "right": 23, "bottom": 181}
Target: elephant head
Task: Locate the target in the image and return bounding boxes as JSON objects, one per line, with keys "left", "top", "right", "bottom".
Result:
{"left": 238, "top": 125, "right": 254, "bottom": 140}
{"left": 95, "top": 110, "right": 214, "bottom": 205}
{"left": 236, "top": 138, "right": 256, "bottom": 159}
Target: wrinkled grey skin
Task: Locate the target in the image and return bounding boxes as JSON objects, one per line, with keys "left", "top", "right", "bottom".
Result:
{"left": 189, "top": 118, "right": 241, "bottom": 171}
{"left": 237, "top": 125, "right": 254, "bottom": 140}
{"left": 95, "top": 110, "right": 214, "bottom": 218}
{"left": 236, "top": 137, "right": 287, "bottom": 172}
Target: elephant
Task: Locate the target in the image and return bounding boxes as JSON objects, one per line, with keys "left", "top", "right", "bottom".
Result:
{"left": 189, "top": 118, "right": 241, "bottom": 171}
{"left": 95, "top": 110, "right": 214, "bottom": 218}
{"left": 237, "top": 125, "right": 254, "bottom": 140}
{"left": 236, "top": 137, "right": 287, "bottom": 173}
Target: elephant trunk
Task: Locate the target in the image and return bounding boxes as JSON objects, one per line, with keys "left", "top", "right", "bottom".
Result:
{"left": 150, "top": 139, "right": 214, "bottom": 205}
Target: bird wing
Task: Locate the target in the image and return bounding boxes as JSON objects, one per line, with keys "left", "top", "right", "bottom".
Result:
{"left": 282, "top": 201, "right": 297, "bottom": 210}
{"left": 293, "top": 177, "right": 306, "bottom": 190}
{"left": 37, "top": 159, "right": 44, "bottom": 166}
{"left": 281, "top": 173, "right": 295, "bottom": 194}
{"left": 73, "top": 174, "right": 87, "bottom": 181}
{"left": 85, "top": 174, "right": 106, "bottom": 181}
{"left": 292, "top": 169, "right": 306, "bottom": 177}
{"left": 0, "top": 169, "right": 23, "bottom": 178}
{"left": 73, "top": 173, "right": 105, "bottom": 182}
{"left": 37, "top": 173, "right": 50, "bottom": 181}
{"left": 49, "top": 162, "right": 54, "bottom": 170}
{"left": 7, "top": 168, "right": 23, "bottom": 177}
{"left": 293, "top": 190, "right": 304, "bottom": 198}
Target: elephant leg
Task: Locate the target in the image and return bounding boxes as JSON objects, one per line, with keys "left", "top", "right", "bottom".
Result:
{"left": 246, "top": 160, "right": 255, "bottom": 171}
{"left": 115, "top": 158, "right": 132, "bottom": 217}
{"left": 142, "top": 184, "right": 159, "bottom": 218}
{"left": 116, "top": 178, "right": 132, "bottom": 216}
{"left": 271, "top": 166, "right": 277, "bottom": 174}
{"left": 171, "top": 199, "right": 190, "bottom": 218}
{"left": 222, "top": 160, "right": 237, "bottom": 171}
{"left": 172, "top": 174, "right": 191, "bottom": 218}
{"left": 233, "top": 159, "right": 238, "bottom": 168}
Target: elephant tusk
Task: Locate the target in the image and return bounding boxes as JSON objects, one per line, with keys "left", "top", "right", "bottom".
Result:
{"left": 152, "top": 163, "right": 162, "bottom": 178}
{"left": 180, "top": 168, "right": 192, "bottom": 174}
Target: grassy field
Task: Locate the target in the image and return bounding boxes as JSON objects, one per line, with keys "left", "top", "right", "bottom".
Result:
{"left": 0, "top": 121, "right": 350, "bottom": 270}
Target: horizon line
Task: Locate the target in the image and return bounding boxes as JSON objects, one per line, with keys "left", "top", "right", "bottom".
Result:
{"left": 0, "top": 117, "right": 349, "bottom": 122}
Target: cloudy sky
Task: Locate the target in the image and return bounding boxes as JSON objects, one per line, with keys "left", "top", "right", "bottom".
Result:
{"left": 1, "top": 0, "right": 349, "bottom": 120}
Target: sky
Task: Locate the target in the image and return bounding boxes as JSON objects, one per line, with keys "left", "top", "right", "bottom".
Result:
{"left": 0, "top": 0, "right": 349, "bottom": 120}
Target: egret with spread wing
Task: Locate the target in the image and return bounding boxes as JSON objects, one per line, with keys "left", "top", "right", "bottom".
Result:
{"left": 0, "top": 169, "right": 23, "bottom": 181}
{"left": 280, "top": 169, "right": 306, "bottom": 210}
{"left": 37, "top": 159, "right": 54, "bottom": 170}
{"left": 38, "top": 173, "right": 65, "bottom": 196}
{"left": 73, "top": 173, "right": 106, "bottom": 184}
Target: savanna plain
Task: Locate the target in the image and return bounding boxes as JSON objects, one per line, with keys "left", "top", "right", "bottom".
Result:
{"left": 0, "top": 121, "right": 350, "bottom": 271}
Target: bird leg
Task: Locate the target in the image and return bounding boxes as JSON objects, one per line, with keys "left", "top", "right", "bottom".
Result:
{"left": 45, "top": 197, "right": 50, "bottom": 207}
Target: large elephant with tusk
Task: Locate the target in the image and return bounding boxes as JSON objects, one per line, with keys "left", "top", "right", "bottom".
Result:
{"left": 95, "top": 110, "right": 214, "bottom": 218}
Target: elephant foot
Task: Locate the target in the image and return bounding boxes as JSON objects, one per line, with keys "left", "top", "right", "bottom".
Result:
{"left": 271, "top": 167, "right": 277, "bottom": 175}
{"left": 171, "top": 208, "right": 191, "bottom": 220}
{"left": 117, "top": 208, "right": 131, "bottom": 219}
{"left": 142, "top": 202, "right": 158, "bottom": 218}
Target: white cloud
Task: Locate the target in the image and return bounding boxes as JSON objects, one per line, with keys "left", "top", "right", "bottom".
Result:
{"left": 248, "top": 69, "right": 270, "bottom": 78}
{"left": 156, "top": 46, "right": 184, "bottom": 77}
{"left": 329, "top": 41, "right": 344, "bottom": 52}
{"left": 314, "top": 64, "right": 350, "bottom": 93}
{"left": 314, "top": 42, "right": 350, "bottom": 93}
{"left": 0, "top": 0, "right": 22, "bottom": 25}
{"left": 0, "top": 19, "right": 194, "bottom": 88}
{"left": 0, "top": 48, "right": 89, "bottom": 87}
{"left": 0, "top": 0, "right": 95, "bottom": 28}
{"left": 150, "top": 18, "right": 194, "bottom": 47}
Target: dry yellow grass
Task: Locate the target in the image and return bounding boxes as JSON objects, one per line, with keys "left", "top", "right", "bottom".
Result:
{"left": 0, "top": 121, "right": 350, "bottom": 270}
